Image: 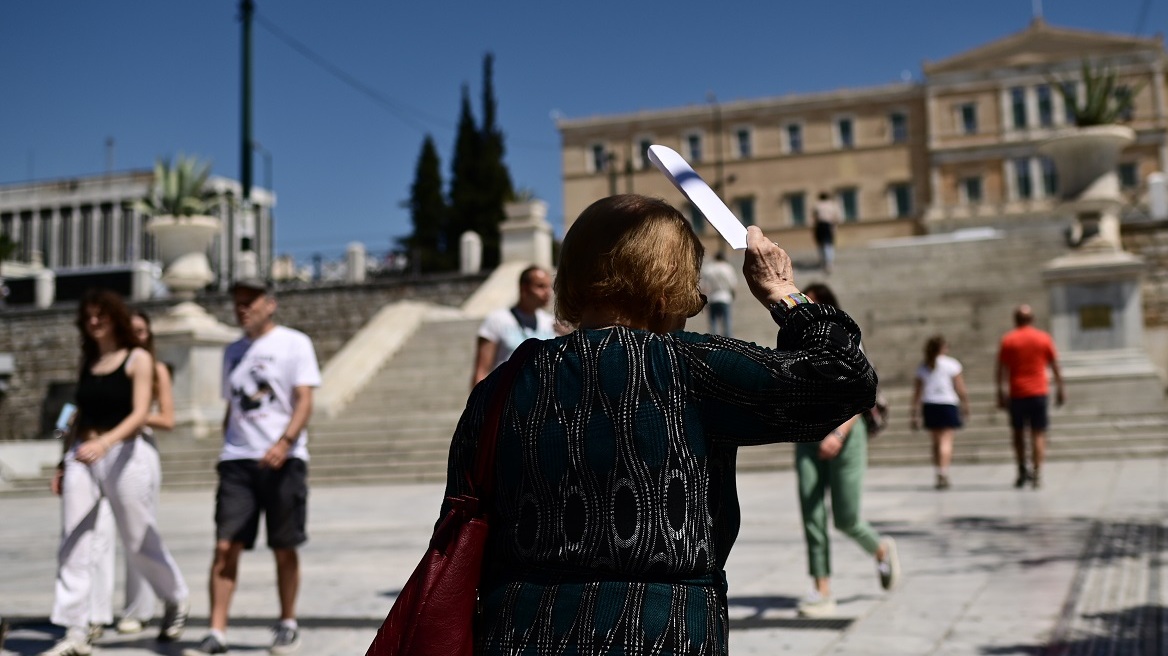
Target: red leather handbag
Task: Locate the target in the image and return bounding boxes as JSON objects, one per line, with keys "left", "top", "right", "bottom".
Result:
{"left": 365, "top": 339, "right": 538, "bottom": 656}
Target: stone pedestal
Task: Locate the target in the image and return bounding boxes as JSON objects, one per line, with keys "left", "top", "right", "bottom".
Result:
{"left": 501, "top": 199, "right": 553, "bottom": 270}
{"left": 153, "top": 301, "right": 238, "bottom": 438}
{"left": 34, "top": 270, "right": 54, "bottom": 309}
{"left": 1043, "top": 250, "right": 1164, "bottom": 413}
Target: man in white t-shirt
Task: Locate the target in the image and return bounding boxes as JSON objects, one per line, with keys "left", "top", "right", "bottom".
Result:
{"left": 187, "top": 279, "right": 320, "bottom": 656}
{"left": 471, "top": 265, "right": 557, "bottom": 389}
{"left": 700, "top": 251, "right": 738, "bottom": 337}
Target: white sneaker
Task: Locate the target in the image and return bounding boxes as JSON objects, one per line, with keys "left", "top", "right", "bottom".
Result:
{"left": 878, "top": 537, "right": 902, "bottom": 590}
{"left": 116, "top": 616, "right": 145, "bottom": 634}
{"left": 39, "top": 634, "right": 92, "bottom": 656}
{"left": 796, "top": 591, "right": 837, "bottom": 618}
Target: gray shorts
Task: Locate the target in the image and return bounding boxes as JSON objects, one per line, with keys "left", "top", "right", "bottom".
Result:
{"left": 215, "top": 458, "right": 308, "bottom": 549}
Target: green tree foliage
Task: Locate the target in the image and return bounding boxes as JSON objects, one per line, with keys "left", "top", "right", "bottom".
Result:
{"left": 478, "top": 52, "right": 514, "bottom": 267}
{"left": 0, "top": 233, "right": 18, "bottom": 280}
{"left": 404, "top": 135, "right": 450, "bottom": 272}
{"left": 447, "top": 84, "right": 486, "bottom": 267}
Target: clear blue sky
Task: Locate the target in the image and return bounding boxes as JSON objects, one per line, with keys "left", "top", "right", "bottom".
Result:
{"left": 1, "top": 1, "right": 1161, "bottom": 261}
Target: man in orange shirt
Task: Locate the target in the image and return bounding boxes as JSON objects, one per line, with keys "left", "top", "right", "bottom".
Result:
{"left": 996, "top": 305, "right": 1065, "bottom": 489}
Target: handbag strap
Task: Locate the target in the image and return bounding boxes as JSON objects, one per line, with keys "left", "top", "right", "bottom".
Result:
{"left": 470, "top": 338, "right": 540, "bottom": 503}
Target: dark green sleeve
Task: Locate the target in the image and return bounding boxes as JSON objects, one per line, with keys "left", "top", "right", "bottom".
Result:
{"left": 675, "top": 303, "right": 877, "bottom": 445}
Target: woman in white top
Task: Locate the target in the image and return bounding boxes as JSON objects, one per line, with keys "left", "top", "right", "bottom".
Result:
{"left": 910, "top": 335, "right": 969, "bottom": 490}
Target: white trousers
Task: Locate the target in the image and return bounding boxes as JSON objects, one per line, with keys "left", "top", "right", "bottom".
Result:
{"left": 89, "top": 437, "right": 160, "bottom": 623}
{"left": 52, "top": 437, "right": 187, "bottom": 630}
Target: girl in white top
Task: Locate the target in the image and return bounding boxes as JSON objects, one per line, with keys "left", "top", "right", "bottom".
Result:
{"left": 910, "top": 335, "right": 970, "bottom": 490}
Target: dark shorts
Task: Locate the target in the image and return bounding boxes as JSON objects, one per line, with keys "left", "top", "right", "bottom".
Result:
{"left": 1010, "top": 396, "right": 1049, "bottom": 431}
{"left": 215, "top": 458, "right": 308, "bottom": 550}
{"left": 922, "top": 403, "right": 962, "bottom": 430}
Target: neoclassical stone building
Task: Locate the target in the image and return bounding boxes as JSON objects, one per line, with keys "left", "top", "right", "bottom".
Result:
{"left": 558, "top": 20, "right": 1168, "bottom": 252}
{"left": 0, "top": 169, "right": 275, "bottom": 293}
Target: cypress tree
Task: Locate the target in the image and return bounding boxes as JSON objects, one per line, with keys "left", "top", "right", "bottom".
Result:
{"left": 405, "top": 135, "right": 450, "bottom": 272}
{"left": 478, "top": 52, "right": 514, "bottom": 268}
{"left": 448, "top": 84, "right": 484, "bottom": 266}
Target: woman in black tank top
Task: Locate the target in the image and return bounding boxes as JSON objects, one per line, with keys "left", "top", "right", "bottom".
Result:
{"left": 45, "top": 289, "right": 189, "bottom": 654}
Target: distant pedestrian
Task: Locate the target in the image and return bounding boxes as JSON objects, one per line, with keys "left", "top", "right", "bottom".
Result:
{"left": 910, "top": 335, "right": 969, "bottom": 490}
{"left": 996, "top": 304, "right": 1065, "bottom": 489}
{"left": 700, "top": 250, "right": 738, "bottom": 337}
{"left": 470, "top": 265, "right": 557, "bottom": 389}
{"left": 45, "top": 288, "right": 189, "bottom": 656}
{"left": 812, "top": 192, "right": 841, "bottom": 274}
{"left": 186, "top": 279, "right": 321, "bottom": 656}
{"left": 793, "top": 283, "right": 900, "bottom": 618}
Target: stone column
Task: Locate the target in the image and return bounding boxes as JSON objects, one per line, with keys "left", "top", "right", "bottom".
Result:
{"left": 152, "top": 302, "right": 239, "bottom": 439}
{"left": 69, "top": 207, "right": 82, "bottom": 268}
{"left": 34, "top": 270, "right": 55, "bottom": 309}
{"left": 28, "top": 211, "right": 41, "bottom": 266}
{"left": 345, "top": 242, "right": 366, "bottom": 284}
{"left": 500, "top": 199, "right": 553, "bottom": 270}
{"left": 48, "top": 208, "right": 60, "bottom": 269}
{"left": 110, "top": 204, "right": 122, "bottom": 263}
{"left": 460, "top": 231, "right": 483, "bottom": 274}
{"left": 1030, "top": 157, "right": 1046, "bottom": 200}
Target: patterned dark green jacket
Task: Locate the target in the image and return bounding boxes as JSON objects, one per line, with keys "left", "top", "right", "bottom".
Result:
{"left": 441, "top": 303, "right": 876, "bottom": 655}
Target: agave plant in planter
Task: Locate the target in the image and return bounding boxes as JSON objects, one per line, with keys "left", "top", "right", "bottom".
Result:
{"left": 1040, "top": 61, "right": 1143, "bottom": 249}
{"left": 139, "top": 156, "right": 223, "bottom": 298}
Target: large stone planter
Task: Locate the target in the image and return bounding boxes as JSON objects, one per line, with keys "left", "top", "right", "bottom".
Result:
{"left": 146, "top": 215, "right": 220, "bottom": 298}
{"left": 1039, "top": 125, "right": 1134, "bottom": 250}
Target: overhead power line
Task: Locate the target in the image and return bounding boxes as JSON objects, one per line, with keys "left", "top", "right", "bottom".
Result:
{"left": 253, "top": 12, "right": 557, "bottom": 151}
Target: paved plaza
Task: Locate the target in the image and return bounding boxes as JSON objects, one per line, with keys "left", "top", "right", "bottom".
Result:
{"left": 2, "top": 457, "right": 1165, "bottom": 655}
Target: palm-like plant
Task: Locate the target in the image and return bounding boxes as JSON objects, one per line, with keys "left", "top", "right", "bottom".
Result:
{"left": 137, "top": 155, "right": 218, "bottom": 217}
{"left": 1052, "top": 60, "right": 1145, "bottom": 127}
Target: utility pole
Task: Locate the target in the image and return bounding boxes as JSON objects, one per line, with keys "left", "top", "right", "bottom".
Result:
{"left": 237, "top": 0, "right": 258, "bottom": 279}
{"left": 105, "top": 137, "right": 115, "bottom": 175}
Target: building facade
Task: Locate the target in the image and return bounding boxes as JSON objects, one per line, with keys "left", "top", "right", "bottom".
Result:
{"left": 0, "top": 169, "right": 275, "bottom": 292}
{"left": 558, "top": 20, "right": 1168, "bottom": 252}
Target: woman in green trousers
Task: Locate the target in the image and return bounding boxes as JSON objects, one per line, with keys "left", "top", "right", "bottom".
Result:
{"left": 795, "top": 283, "right": 902, "bottom": 618}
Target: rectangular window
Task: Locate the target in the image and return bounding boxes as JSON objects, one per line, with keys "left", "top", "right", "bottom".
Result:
{"left": 735, "top": 128, "right": 752, "bottom": 158}
{"left": 687, "top": 133, "right": 703, "bottom": 162}
{"left": 590, "top": 144, "right": 607, "bottom": 173}
{"left": 639, "top": 139, "right": 653, "bottom": 169}
{"left": 960, "top": 103, "right": 978, "bottom": 135}
{"left": 1061, "top": 82, "right": 1078, "bottom": 124}
{"left": 1119, "top": 162, "right": 1139, "bottom": 189}
{"left": 889, "top": 112, "right": 908, "bottom": 144}
{"left": 100, "top": 203, "right": 113, "bottom": 264}
{"left": 1011, "top": 87, "right": 1028, "bottom": 128}
{"left": 735, "top": 197, "right": 756, "bottom": 226}
{"left": 837, "top": 117, "right": 854, "bottom": 149}
{"left": 19, "top": 211, "right": 34, "bottom": 261}
{"left": 1014, "top": 158, "right": 1033, "bottom": 199}
{"left": 689, "top": 202, "right": 706, "bottom": 234}
{"left": 1041, "top": 158, "right": 1058, "bottom": 196}
{"left": 40, "top": 210, "right": 53, "bottom": 267}
{"left": 1115, "top": 86, "right": 1134, "bottom": 121}
{"left": 60, "top": 209, "right": 73, "bottom": 267}
{"left": 1037, "top": 85, "right": 1053, "bottom": 127}
{"left": 79, "top": 206, "right": 93, "bottom": 266}
{"left": 838, "top": 188, "right": 858, "bottom": 222}
{"left": 787, "top": 192, "right": 807, "bottom": 226}
{"left": 891, "top": 184, "right": 912, "bottom": 218}
{"left": 121, "top": 204, "right": 136, "bottom": 260}
{"left": 962, "top": 176, "right": 983, "bottom": 204}
{"left": 785, "top": 123, "right": 803, "bottom": 154}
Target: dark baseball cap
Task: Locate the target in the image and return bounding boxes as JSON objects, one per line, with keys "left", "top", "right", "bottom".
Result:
{"left": 229, "top": 277, "right": 272, "bottom": 294}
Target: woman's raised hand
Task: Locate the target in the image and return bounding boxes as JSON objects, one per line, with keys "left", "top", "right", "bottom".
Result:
{"left": 743, "top": 226, "right": 800, "bottom": 306}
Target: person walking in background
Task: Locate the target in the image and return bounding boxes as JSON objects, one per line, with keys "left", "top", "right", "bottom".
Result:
{"left": 812, "top": 192, "right": 841, "bottom": 274}
{"left": 996, "top": 304, "right": 1065, "bottom": 489}
{"left": 700, "top": 250, "right": 738, "bottom": 337}
{"left": 793, "top": 282, "right": 900, "bottom": 618}
{"left": 432, "top": 196, "right": 875, "bottom": 654}
{"left": 89, "top": 309, "right": 176, "bottom": 637}
{"left": 470, "top": 265, "right": 557, "bottom": 389}
{"left": 186, "top": 279, "right": 320, "bottom": 656}
{"left": 910, "top": 335, "right": 969, "bottom": 490}
{"left": 44, "top": 289, "right": 189, "bottom": 656}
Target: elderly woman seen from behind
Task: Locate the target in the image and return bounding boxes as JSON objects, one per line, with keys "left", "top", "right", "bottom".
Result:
{"left": 442, "top": 194, "right": 877, "bottom": 654}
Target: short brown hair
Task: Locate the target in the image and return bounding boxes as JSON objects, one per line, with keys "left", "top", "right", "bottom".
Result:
{"left": 555, "top": 195, "right": 705, "bottom": 326}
